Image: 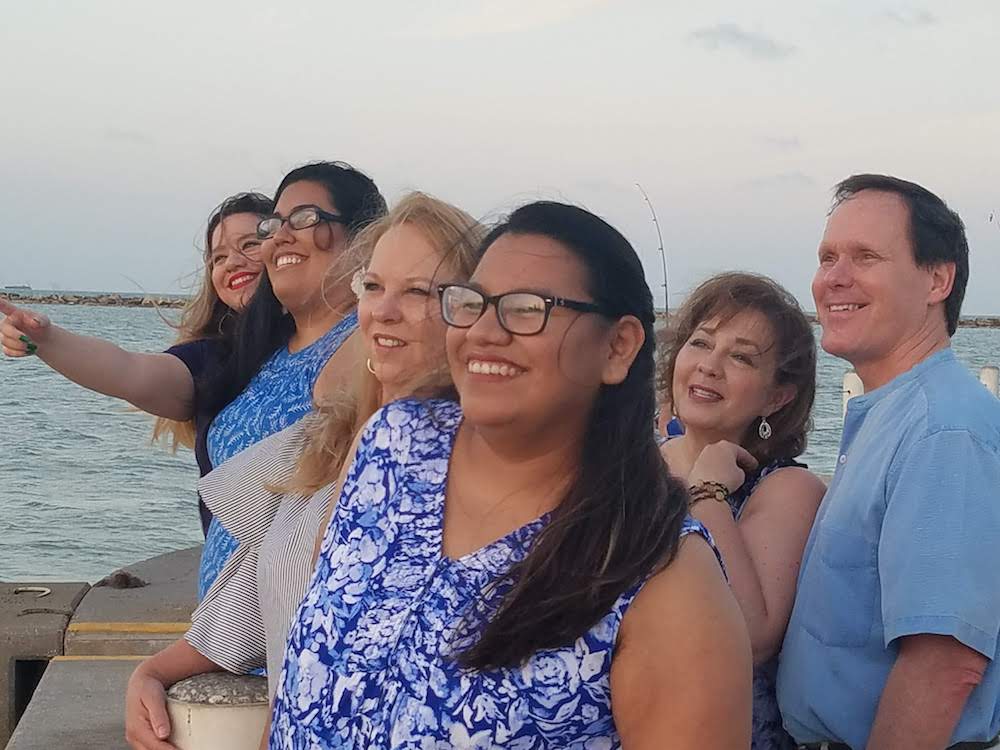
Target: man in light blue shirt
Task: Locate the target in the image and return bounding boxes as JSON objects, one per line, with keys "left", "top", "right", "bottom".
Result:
{"left": 777, "top": 174, "right": 1000, "bottom": 750}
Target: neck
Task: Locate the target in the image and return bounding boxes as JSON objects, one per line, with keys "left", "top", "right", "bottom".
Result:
{"left": 855, "top": 322, "right": 950, "bottom": 392}
{"left": 460, "top": 416, "right": 586, "bottom": 512}
{"left": 286, "top": 293, "right": 352, "bottom": 352}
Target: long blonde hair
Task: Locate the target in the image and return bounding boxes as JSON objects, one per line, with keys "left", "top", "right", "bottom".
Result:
{"left": 286, "top": 191, "right": 485, "bottom": 494}
{"left": 151, "top": 192, "right": 273, "bottom": 450}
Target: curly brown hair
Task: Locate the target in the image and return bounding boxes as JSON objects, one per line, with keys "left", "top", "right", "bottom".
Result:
{"left": 656, "top": 272, "right": 816, "bottom": 465}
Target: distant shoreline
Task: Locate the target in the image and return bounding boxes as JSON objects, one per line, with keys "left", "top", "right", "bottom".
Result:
{"left": 2, "top": 292, "right": 188, "bottom": 309}
{"left": 5, "top": 293, "right": 1000, "bottom": 328}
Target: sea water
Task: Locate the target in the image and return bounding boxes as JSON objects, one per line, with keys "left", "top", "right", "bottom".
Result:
{"left": 2, "top": 304, "right": 999, "bottom": 581}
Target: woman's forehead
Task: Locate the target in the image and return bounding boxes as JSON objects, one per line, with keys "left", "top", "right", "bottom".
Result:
{"left": 472, "top": 233, "right": 589, "bottom": 293}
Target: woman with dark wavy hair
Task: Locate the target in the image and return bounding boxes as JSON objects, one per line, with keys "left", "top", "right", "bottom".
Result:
{"left": 658, "top": 271, "right": 825, "bottom": 750}
{"left": 269, "top": 201, "right": 751, "bottom": 749}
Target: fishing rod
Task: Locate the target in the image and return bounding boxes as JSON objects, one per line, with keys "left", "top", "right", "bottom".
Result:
{"left": 635, "top": 183, "right": 668, "bottom": 315}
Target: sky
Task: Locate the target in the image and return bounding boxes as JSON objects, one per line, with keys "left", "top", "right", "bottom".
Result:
{"left": 0, "top": 0, "right": 997, "bottom": 313}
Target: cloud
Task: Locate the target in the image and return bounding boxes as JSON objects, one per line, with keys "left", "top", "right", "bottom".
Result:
{"left": 759, "top": 135, "right": 802, "bottom": 151}
{"left": 399, "top": 0, "right": 609, "bottom": 39}
{"left": 102, "top": 128, "right": 156, "bottom": 147}
{"left": 689, "top": 23, "right": 796, "bottom": 61}
{"left": 883, "top": 8, "right": 938, "bottom": 26}
{"left": 743, "top": 171, "right": 816, "bottom": 189}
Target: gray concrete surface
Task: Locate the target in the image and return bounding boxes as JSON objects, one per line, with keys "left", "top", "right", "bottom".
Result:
{"left": 0, "top": 582, "right": 89, "bottom": 747}
{"left": 5, "top": 658, "right": 140, "bottom": 750}
{"left": 65, "top": 546, "right": 200, "bottom": 657}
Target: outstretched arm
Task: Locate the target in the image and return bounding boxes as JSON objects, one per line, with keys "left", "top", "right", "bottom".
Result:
{"left": 1, "top": 298, "right": 196, "bottom": 420}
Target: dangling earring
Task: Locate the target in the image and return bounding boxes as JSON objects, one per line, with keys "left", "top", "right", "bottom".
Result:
{"left": 758, "top": 416, "right": 772, "bottom": 440}
{"left": 366, "top": 358, "right": 376, "bottom": 375}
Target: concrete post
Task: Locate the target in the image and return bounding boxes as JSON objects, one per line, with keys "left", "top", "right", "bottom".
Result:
{"left": 0, "top": 582, "right": 89, "bottom": 746}
{"left": 980, "top": 366, "right": 999, "bottom": 397}
{"left": 166, "top": 673, "right": 269, "bottom": 750}
{"left": 842, "top": 371, "right": 864, "bottom": 417}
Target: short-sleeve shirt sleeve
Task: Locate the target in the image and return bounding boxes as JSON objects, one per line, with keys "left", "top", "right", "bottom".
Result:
{"left": 880, "top": 429, "right": 1000, "bottom": 657}
{"left": 165, "top": 339, "right": 217, "bottom": 378}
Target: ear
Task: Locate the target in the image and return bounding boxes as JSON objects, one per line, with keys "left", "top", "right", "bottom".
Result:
{"left": 601, "top": 315, "right": 645, "bottom": 385}
{"left": 927, "top": 261, "right": 955, "bottom": 306}
{"left": 766, "top": 383, "right": 797, "bottom": 417}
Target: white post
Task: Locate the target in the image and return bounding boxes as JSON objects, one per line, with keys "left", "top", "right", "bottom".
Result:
{"left": 842, "top": 371, "right": 864, "bottom": 417}
{"left": 980, "top": 366, "right": 999, "bottom": 397}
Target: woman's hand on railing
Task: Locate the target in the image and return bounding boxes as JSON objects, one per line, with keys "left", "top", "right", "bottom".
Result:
{"left": 125, "top": 663, "right": 178, "bottom": 750}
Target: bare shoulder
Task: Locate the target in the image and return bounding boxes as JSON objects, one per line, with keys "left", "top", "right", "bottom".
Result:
{"left": 620, "top": 532, "right": 736, "bottom": 643}
{"left": 744, "top": 465, "right": 825, "bottom": 513}
{"left": 613, "top": 533, "right": 752, "bottom": 748}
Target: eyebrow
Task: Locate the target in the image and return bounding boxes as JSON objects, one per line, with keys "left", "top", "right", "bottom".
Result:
{"left": 694, "top": 325, "right": 764, "bottom": 353}
{"left": 365, "top": 271, "right": 435, "bottom": 285}
{"left": 211, "top": 233, "right": 257, "bottom": 254}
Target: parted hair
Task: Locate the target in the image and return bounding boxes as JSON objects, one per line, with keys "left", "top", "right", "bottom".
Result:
{"left": 656, "top": 271, "right": 816, "bottom": 465}
{"left": 284, "top": 191, "right": 486, "bottom": 494}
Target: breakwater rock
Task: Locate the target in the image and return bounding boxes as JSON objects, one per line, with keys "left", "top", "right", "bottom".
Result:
{"left": 653, "top": 311, "right": 1000, "bottom": 329}
{"left": 1, "top": 292, "right": 188, "bottom": 309}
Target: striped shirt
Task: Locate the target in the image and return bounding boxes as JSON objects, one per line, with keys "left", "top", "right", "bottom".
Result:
{"left": 185, "top": 418, "right": 338, "bottom": 697}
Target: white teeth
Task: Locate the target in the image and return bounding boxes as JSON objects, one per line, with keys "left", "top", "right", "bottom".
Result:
{"left": 467, "top": 359, "right": 522, "bottom": 377}
{"left": 830, "top": 304, "right": 862, "bottom": 312}
{"left": 276, "top": 255, "right": 304, "bottom": 268}
{"left": 691, "top": 386, "right": 721, "bottom": 400}
{"left": 376, "top": 337, "right": 404, "bottom": 348}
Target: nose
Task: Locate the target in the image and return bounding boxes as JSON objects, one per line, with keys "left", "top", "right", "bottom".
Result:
{"left": 223, "top": 249, "right": 247, "bottom": 272}
{"left": 822, "top": 255, "right": 853, "bottom": 289}
{"left": 271, "top": 219, "right": 293, "bottom": 247}
{"left": 464, "top": 302, "right": 511, "bottom": 346}
{"left": 371, "top": 291, "right": 402, "bottom": 323}
{"left": 695, "top": 350, "right": 723, "bottom": 378}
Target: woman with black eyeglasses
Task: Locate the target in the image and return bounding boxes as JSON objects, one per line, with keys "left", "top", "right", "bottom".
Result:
{"left": 269, "top": 201, "right": 751, "bottom": 749}
{"left": 194, "top": 161, "right": 387, "bottom": 602}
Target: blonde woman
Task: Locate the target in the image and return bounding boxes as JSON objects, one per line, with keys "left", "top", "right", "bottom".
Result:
{"left": 125, "top": 192, "right": 485, "bottom": 750}
{"left": 0, "top": 192, "right": 273, "bottom": 534}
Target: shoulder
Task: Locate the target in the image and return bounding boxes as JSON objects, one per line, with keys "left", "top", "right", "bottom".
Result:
{"left": 617, "top": 530, "right": 748, "bottom": 674}
{"left": 165, "top": 338, "right": 226, "bottom": 373}
{"left": 749, "top": 465, "right": 826, "bottom": 508}
{"left": 911, "top": 354, "right": 1000, "bottom": 446}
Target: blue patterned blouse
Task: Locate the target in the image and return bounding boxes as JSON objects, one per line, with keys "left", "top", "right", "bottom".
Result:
{"left": 198, "top": 311, "right": 357, "bottom": 599}
{"left": 270, "top": 398, "right": 717, "bottom": 749}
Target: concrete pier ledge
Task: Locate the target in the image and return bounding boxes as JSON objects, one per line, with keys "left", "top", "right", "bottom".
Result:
{"left": 2, "top": 546, "right": 201, "bottom": 748}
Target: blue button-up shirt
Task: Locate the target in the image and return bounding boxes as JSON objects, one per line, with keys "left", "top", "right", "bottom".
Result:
{"left": 777, "top": 348, "right": 1000, "bottom": 749}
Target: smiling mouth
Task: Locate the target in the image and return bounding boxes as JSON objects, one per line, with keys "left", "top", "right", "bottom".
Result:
{"left": 467, "top": 359, "right": 525, "bottom": 377}
{"left": 275, "top": 254, "right": 306, "bottom": 269}
{"left": 689, "top": 385, "right": 722, "bottom": 402}
{"left": 374, "top": 335, "right": 406, "bottom": 349}
{"left": 228, "top": 272, "right": 259, "bottom": 291}
{"left": 828, "top": 303, "right": 866, "bottom": 313}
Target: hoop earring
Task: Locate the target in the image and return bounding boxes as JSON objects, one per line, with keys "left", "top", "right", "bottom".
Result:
{"left": 366, "top": 358, "right": 376, "bottom": 375}
{"left": 758, "top": 416, "right": 772, "bottom": 440}
{"left": 217, "top": 308, "right": 234, "bottom": 336}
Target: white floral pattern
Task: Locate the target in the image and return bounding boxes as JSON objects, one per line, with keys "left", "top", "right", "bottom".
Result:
{"left": 271, "top": 398, "right": 714, "bottom": 749}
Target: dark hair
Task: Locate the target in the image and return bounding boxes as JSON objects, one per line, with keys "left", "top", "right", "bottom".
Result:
{"left": 833, "top": 174, "right": 969, "bottom": 336}
{"left": 203, "top": 162, "right": 387, "bottom": 414}
{"left": 656, "top": 272, "right": 817, "bottom": 465}
{"left": 457, "top": 201, "right": 690, "bottom": 670}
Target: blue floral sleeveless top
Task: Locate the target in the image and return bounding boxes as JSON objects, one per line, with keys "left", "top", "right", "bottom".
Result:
{"left": 270, "top": 398, "right": 717, "bottom": 749}
{"left": 198, "top": 311, "right": 357, "bottom": 599}
{"left": 728, "top": 457, "right": 805, "bottom": 750}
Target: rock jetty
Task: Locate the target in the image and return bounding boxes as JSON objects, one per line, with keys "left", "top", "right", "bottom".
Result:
{"left": 0, "top": 292, "right": 187, "bottom": 309}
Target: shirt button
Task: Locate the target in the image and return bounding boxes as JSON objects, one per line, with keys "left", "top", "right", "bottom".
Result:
{"left": 839, "top": 455, "right": 847, "bottom": 465}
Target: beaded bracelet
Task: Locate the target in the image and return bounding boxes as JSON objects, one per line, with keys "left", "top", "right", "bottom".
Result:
{"left": 687, "top": 480, "right": 730, "bottom": 506}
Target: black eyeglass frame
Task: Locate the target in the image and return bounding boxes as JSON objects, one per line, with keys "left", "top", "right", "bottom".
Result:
{"left": 256, "top": 205, "right": 347, "bottom": 240}
{"left": 437, "top": 283, "right": 608, "bottom": 336}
